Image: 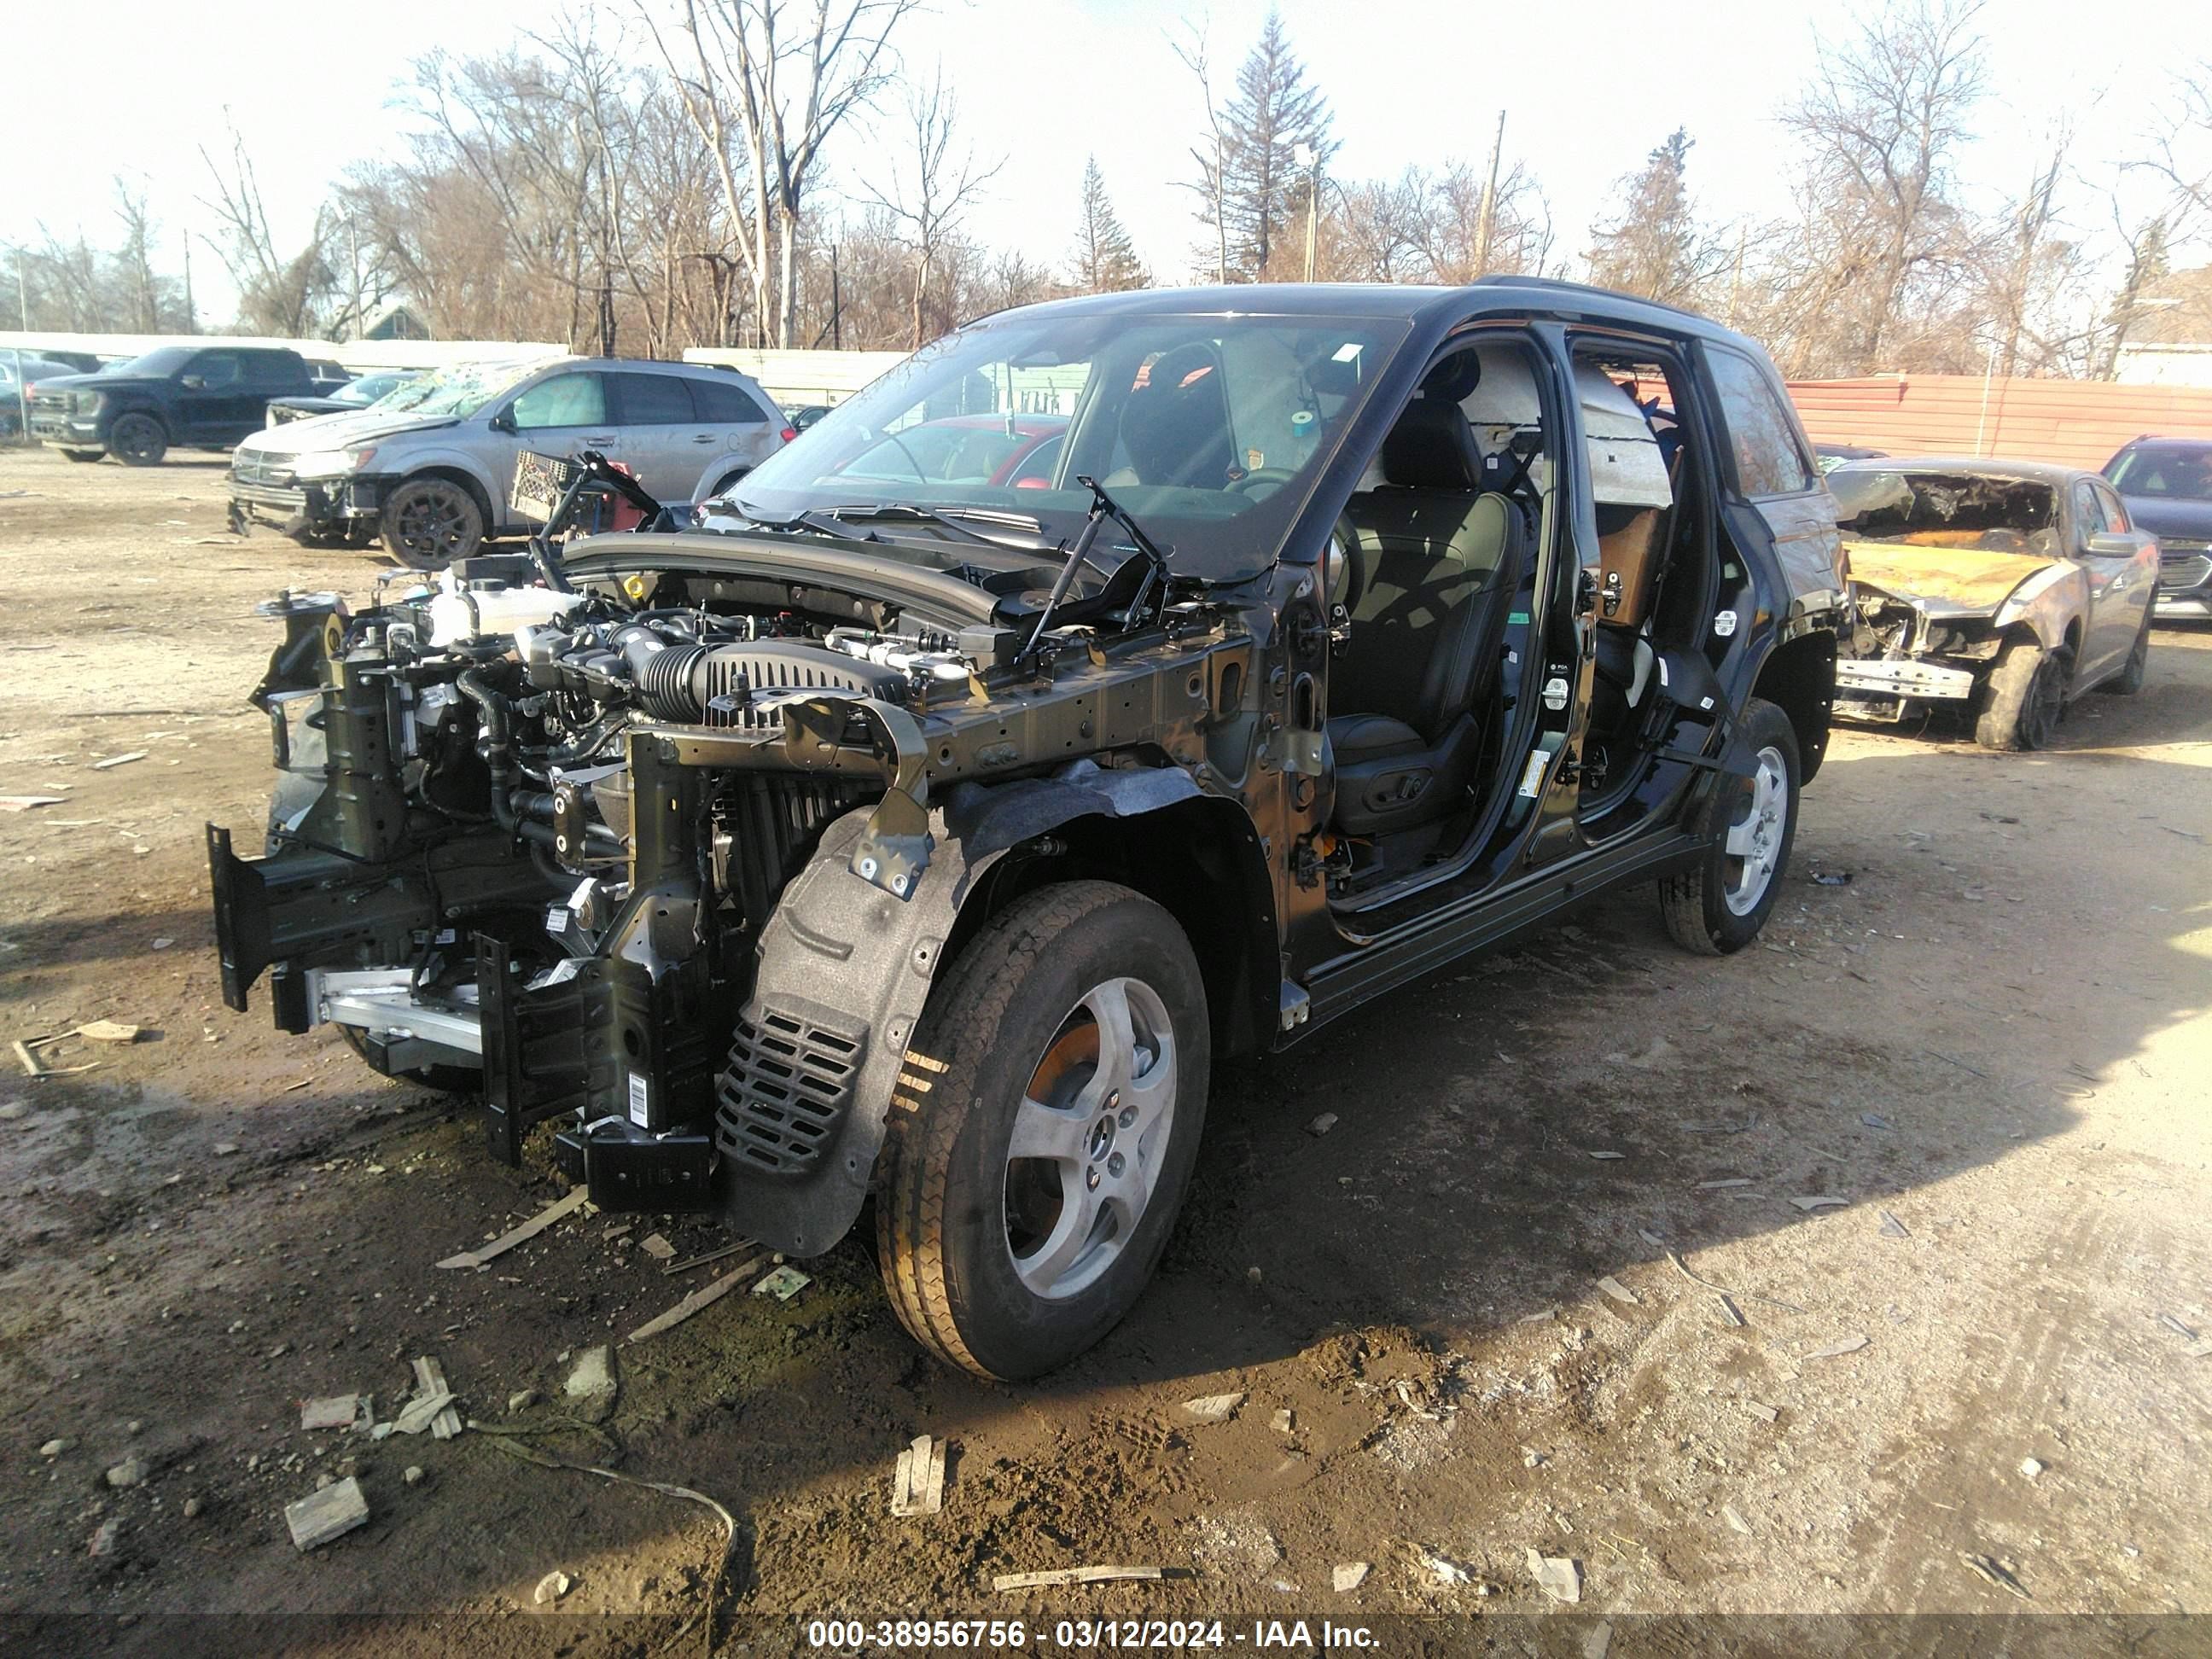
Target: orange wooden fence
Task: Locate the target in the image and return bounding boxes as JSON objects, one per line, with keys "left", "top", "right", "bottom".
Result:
{"left": 1785, "top": 375, "right": 2212, "bottom": 472}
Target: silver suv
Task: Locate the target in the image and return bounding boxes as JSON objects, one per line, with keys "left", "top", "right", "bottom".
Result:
{"left": 228, "top": 356, "right": 789, "bottom": 567}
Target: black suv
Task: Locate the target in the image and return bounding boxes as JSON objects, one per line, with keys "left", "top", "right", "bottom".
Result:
{"left": 2104, "top": 436, "right": 2212, "bottom": 619}
{"left": 209, "top": 281, "right": 1846, "bottom": 1379}
{"left": 31, "top": 345, "right": 325, "bottom": 465}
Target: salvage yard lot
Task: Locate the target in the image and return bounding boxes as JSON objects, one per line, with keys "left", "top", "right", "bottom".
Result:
{"left": 2, "top": 445, "right": 2209, "bottom": 1642}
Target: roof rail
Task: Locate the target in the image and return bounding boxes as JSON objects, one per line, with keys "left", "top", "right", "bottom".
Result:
{"left": 1469, "top": 272, "right": 1717, "bottom": 326}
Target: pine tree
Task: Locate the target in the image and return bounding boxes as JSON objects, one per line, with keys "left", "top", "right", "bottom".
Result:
{"left": 1189, "top": 9, "right": 1336, "bottom": 281}
{"left": 1586, "top": 128, "right": 1722, "bottom": 307}
{"left": 1070, "top": 157, "right": 1150, "bottom": 293}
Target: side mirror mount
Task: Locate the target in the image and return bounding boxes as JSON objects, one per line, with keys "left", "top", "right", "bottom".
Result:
{"left": 1654, "top": 648, "right": 1726, "bottom": 726}
{"left": 488, "top": 408, "right": 517, "bottom": 434}
{"left": 2084, "top": 533, "right": 2135, "bottom": 557}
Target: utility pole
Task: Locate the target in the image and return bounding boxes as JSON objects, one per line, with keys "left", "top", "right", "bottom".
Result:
{"left": 830, "top": 244, "right": 841, "bottom": 351}
{"left": 1299, "top": 145, "right": 1321, "bottom": 283}
{"left": 183, "top": 241, "right": 196, "bottom": 335}
{"left": 1474, "top": 109, "right": 1506, "bottom": 276}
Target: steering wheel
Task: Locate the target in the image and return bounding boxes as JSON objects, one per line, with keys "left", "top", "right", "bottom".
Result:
{"left": 1231, "top": 467, "right": 1301, "bottom": 501}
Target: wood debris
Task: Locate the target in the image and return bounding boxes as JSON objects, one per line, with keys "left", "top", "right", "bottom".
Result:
{"left": 1526, "top": 1548, "right": 1582, "bottom": 1603}
{"left": 1805, "top": 1334, "right": 1869, "bottom": 1359}
{"left": 90, "top": 752, "right": 148, "bottom": 770}
{"left": 753, "top": 1265, "right": 812, "bottom": 1301}
{"left": 992, "top": 1565, "right": 1165, "bottom": 1592}
{"left": 661, "top": 1239, "right": 756, "bottom": 1277}
{"left": 890, "top": 1434, "right": 948, "bottom": 1517}
{"left": 405, "top": 1356, "right": 463, "bottom": 1438}
{"left": 1877, "top": 1210, "right": 1912, "bottom": 1239}
{"left": 1959, "top": 1552, "right": 2030, "bottom": 1599}
{"left": 284, "top": 1476, "right": 370, "bottom": 1551}
{"left": 300, "top": 1394, "right": 369, "bottom": 1432}
{"left": 0, "top": 796, "right": 67, "bottom": 812}
{"left": 436, "top": 1188, "right": 590, "bottom": 1269}
{"left": 639, "top": 1232, "right": 677, "bottom": 1261}
{"left": 1790, "top": 1195, "right": 1848, "bottom": 1212}
{"left": 628, "top": 1254, "right": 765, "bottom": 1342}
{"left": 1596, "top": 1275, "right": 1640, "bottom": 1307}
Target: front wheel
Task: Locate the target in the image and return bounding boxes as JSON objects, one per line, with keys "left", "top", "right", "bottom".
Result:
{"left": 1660, "top": 698, "right": 1801, "bottom": 957}
{"left": 381, "top": 476, "right": 486, "bottom": 568}
{"left": 109, "top": 414, "right": 168, "bottom": 467}
{"left": 876, "top": 882, "right": 1210, "bottom": 1381}
{"left": 1975, "top": 637, "right": 2068, "bottom": 750}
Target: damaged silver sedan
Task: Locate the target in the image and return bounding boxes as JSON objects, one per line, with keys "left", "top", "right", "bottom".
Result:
{"left": 1831, "top": 458, "right": 2158, "bottom": 749}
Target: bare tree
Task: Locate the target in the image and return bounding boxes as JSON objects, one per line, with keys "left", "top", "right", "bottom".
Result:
{"left": 2142, "top": 59, "right": 2212, "bottom": 236}
{"left": 643, "top": 0, "right": 922, "bottom": 348}
{"left": 2097, "top": 211, "right": 2170, "bottom": 378}
{"left": 863, "top": 68, "right": 1004, "bottom": 347}
{"left": 1767, "top": 0, "right": 1989, "bottom": 374}
{"left": 1172, "top": 20, "right": 1230, "bottom": 283}
{"left": 198, "top": 113, "right": 338, "bottom": 336}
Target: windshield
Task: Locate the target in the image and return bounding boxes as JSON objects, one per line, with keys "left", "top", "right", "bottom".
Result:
{"left": 336, "top": 373, "right": 408, "bottom": 406}
{"left": 106, "top": 346, "right": 197, "bottom": 378}
{"left": 2108, "top": 445, "right": 2212, "bottom": 501}
{"left": 731, "top": 311, "right": 1408, "bottom": 579}
{"left": 1831, "top": 469, "right": 2061, "bottom": 556}
{"left": 376, "top": 361, "right": 544, "bottom": 421}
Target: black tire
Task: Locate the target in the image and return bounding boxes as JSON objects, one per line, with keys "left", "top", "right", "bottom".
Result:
{"left": 381, "top": 475, "right": 486, "bottom": 569}
{"left": 876, "top": 881, "right": 1210, "bottom": 1381}
{"left": 2097, "top": 611, "right": 2152, "bottom": 696}
{"left": 59, "top": 448, "right": 103, "bottom": 463}
{"left": 1660, "top": 698, "right": 1801, "bottom": 957}
{"left": 337, "top": 1025, "right": 478, "bottom": 1095}
{"left": 1974, "top": 637, "right": 2069, "bottom": 750}
{"left": 109, "top": 414, "right": 167, "bottom": 467}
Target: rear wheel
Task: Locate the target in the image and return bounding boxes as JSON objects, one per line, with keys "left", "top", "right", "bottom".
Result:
{"left": 381, "top": 476, "right": 486, "bottom": 568}
{"left": 109, "top": 414, "right": 167, "bottom": 467}
{"left": 1975, "top": 638, "right": 2068, "bottom": 750}
{"left": 705, "top": 467, "right": 748, "bottom": 500}
{"left": 1660, "top": 698, "right": 1800, "bottom": 957}
{"left": 876, "top": 882, "right": 1209, "bottom": 1380}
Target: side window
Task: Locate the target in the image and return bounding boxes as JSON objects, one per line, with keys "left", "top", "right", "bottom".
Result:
{"left": 244, "top": 352, "right": 297, "bottom": 389}
{"left": 611, "top": 372, "right": 696, "bottom": 426}
{"left": 1706, "top": 347, "right": 1812, "bottom": 498}
{"left": 509, "top": 372, "right": 607, "bottom": 430}
{"left": 2072, "top": 480, "right": 2109, "bottom": 541}
{"left": 189, "top": 352, "right": 242, "bottom": 389}
{"left": 691, "top": 378, "right": 769, "bottom": 424}
{"left": 2092, "top": 480, "right": 2129, "bottom": 533}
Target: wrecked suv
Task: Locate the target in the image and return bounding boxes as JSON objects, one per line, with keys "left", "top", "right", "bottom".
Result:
{"left": 209, "top": 281, "right": 1847, "bottom": 1379}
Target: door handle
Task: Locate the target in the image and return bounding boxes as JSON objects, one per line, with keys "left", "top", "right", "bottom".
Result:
{"left": 585, "top": 435, "right": 616, "bottom": 446}
{"left": 692, "top": 434, "right": 717, "bottom": 444}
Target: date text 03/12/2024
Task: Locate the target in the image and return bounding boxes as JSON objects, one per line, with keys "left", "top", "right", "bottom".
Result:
{"left": 804, "top": 1619, "right": 1382, "bottom": 1650}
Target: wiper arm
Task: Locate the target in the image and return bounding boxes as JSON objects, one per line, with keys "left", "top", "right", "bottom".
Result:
{"left": 721, "top": 505, "right": 882, "bottom": 543}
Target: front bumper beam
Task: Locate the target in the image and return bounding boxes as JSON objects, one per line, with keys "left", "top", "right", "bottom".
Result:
{"left": 1835, "top": 658, "right": 1977, "bottom": 701}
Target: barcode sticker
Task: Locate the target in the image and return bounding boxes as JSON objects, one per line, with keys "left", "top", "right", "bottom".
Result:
{"left": 627, "top": 1072, "right": 649, "bottom": 1126}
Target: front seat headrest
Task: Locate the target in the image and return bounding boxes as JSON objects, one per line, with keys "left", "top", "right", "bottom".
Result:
{"left": 1379, "top": 398, "right": 1480, "bottom": 491}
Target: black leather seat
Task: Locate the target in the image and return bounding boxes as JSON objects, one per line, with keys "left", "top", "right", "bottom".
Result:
{"left": 1326, "top": 399, "right": 1525, "bottom": 836}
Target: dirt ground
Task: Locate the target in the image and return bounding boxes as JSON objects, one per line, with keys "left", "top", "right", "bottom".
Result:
{"left": 1, "top": 442, "right": 2208, "bottom": 1651}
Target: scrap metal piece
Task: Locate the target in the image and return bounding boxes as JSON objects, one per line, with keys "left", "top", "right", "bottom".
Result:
{"left": 890, "top": 1434, "right": 947, "bottom": 1517}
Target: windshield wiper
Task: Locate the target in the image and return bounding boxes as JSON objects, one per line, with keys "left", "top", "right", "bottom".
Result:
{"left": 824, "top": 503, "right": 1050, "bottom": 550}
{"left": 720, "top": 505, "right": 883, "bottom": 543}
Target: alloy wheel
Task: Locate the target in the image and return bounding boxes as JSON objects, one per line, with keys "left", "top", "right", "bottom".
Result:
{"left": 1002, "top": 977, "right": 1179, "bottom": 1301}
{"left": 1722, "top": 745, "right": 1789, "bottom": 917}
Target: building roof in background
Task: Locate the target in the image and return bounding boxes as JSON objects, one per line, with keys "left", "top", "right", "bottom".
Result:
{"left": 2131, "top": 266, "right": 2212, "bottom": 346}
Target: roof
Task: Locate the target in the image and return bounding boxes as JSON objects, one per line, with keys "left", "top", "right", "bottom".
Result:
{"left": 986, "top": 279, "right": 1767, "bottom": 353}
{"left": 1830, "top": 454, "right": 2093, "bottom": 486}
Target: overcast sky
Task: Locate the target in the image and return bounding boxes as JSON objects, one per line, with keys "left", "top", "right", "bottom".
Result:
{"left": 0, "top": 0, "right": 2197, "bottom": 322}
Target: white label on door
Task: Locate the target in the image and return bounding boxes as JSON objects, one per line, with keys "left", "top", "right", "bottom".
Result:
{"left": 1516, "top": 748, "right": 1552, "bottom": 799}
{"left": 627, "top": 1071, "right": 649, "bottom": 1126}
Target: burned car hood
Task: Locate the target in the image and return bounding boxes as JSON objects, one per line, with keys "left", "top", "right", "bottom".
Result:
{"left": 1845, "top": 541, "right": 2060, "bottom": 614}
{"left": 234, "top": 409, "right": 462, "bottom": 453}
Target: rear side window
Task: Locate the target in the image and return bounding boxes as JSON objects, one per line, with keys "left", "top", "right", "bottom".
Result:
{"left": 690, "top": 376, "right": 769, "bottom": 424}
{"left": 189, "top": 352, "right": 243, "bottom": 389}
{"left": 1707, "top": 347, "right": 1813, "bottom": 498}
{"left": 244, "top": 352, "right": 301, "bottom": 389}
{"left": 613, "top": 372, "right": 696, "bottom": 425}
{"left": 509, "top": 372, "right": 607, "bottom": 430}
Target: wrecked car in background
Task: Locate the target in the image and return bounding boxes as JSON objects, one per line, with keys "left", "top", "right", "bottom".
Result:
{"left": 209, "top": 279, "right": 1847, "bottom": 1380}
{"left": 1831, "top": 457, "right": 2157, "bottom": 749}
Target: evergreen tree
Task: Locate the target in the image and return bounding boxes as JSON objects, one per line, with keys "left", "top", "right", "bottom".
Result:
{"left": 1070, "top": 156, "right": 1150, "bottom": 293}
{"left": 1189, "top": 9, "right": 1336, "bottom": 281}
{"left": 1586, "top": 128, "right": 1723, "bottom": 307}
